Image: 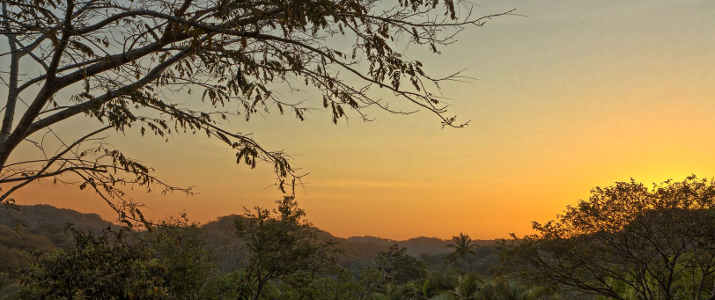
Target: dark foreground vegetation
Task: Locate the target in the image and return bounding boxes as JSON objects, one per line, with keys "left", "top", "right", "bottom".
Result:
{"left": 1, "top": 176, "right": 713, "bottom": 300}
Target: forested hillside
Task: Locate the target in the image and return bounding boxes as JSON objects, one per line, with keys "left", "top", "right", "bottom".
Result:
{"left": 0, "top": 205, "right": 500, "bottom": 272}
{"left": 0, "top": 205, "right": 116, "bottom": 273}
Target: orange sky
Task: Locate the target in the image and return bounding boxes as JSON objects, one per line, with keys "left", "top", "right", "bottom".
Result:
{"left": 11, "top": 0, "right": 715, "bottom": 240}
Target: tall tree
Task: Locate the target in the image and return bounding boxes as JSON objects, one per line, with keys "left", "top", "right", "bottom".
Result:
{"left": 0, "top": 0, "right": 513, "bottom": 216}
{"left": 447, "top": 232, "right": 478, "bottom": 266}
{"left": 507, "top": 176, "right": 715, "bottom": 300}
{"left": 234, "top": 196, "right": 337, "bottom": 300}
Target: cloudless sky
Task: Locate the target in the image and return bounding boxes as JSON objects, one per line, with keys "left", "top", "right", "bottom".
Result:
{"left": 15, "top": 0, "right": 715, "bottom": 240}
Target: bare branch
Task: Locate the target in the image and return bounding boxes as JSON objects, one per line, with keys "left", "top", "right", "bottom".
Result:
{"left": 0, "top": 125, "right": 111, "bottom": 203}
{"left": 26, "top": 45, "right": 196, "bottom": 136}
{"left": 0, "top": 166, "right": 106, "bottom": 183}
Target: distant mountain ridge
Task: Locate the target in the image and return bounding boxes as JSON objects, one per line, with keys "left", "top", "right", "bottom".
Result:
{"left": 0, "top": 204, "right": 114, "bottom": 248}
{"left": 0, "top": 204, "right": 497, "bottom": 269}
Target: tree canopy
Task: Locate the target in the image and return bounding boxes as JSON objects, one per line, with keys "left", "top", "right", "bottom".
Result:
{"left": 18, "top": 221, "right": 213, "bottom": 299}
{"left": 0, "top": 0, "right": 512, "bottom": 217}
{"left": 507, "top": 176, "right": 715, "bottom": 300}
{"left": 447, "top": 233, "right": 477, "bottom": 264}
{"left": 234, "top": 196, "right": 337, "bottom": 299}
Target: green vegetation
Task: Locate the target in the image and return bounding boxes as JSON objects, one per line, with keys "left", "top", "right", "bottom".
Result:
{"left": 1, "top": 176, "right": 713, "bottom": 299}
{"left": 15, "top": 217, "right": 212, "bottom": 299}
{"left": 507, "top": 176, "right": 715, "bottom": 300}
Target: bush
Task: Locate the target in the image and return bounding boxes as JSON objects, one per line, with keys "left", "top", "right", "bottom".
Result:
{"left": 18, "top": 221, "right": 214, "bottom": 300}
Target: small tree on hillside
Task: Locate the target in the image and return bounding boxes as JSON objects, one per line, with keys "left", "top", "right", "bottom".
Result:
{"left": 0, "top": 0, "right": 514, "bottom": 217}
{"left": 234, "top": 196, "right": 337, "bottom": 300}
{"left": 507, "top": 176, "right": 715, "bottom": 300}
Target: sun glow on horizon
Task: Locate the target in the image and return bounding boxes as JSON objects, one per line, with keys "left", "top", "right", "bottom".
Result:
{"left": 9, "top": 0, "right": 715, "bottom": 240}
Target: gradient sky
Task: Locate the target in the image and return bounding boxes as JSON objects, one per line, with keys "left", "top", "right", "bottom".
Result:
{"left": 13, "top": 0, "right": 715, "bottom": 240}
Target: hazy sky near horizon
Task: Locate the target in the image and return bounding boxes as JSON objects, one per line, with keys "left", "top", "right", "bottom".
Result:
{"left": 13, "top": 0, "right": 715, "bottom": 240}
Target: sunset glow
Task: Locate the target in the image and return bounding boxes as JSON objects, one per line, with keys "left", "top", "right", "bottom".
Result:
{"left": 11, "top": 0, "right": 715, "bottom": 240}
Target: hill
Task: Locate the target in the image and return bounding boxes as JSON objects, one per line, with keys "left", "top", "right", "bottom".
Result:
{"left": 198, "top": 215, "right": 466, "bottom": 267}
{"left": 0, "top": 205, "right": 116, "bottom": 272}
{"left": 0, "top": 205, "right": 499, "bottom": 271}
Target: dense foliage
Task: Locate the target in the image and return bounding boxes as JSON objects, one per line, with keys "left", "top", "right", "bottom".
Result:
{"left": 233, "top": 196, "right": 337, "bottom": 299}
{"left": 1, "top": 176, "right": 714, "bottom": 299}
{"left": 17, "top": 219, "right": 212, "bottom": 299}
{"left": 507, "top": 176, "right": 715, "bottom": 300}
{"left": 0, "top": 202, "right": 544, "bottom": 300}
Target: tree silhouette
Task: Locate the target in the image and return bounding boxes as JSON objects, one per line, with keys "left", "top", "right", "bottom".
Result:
{"left": 507, "top": 175, "right": 715, "bottom": 300}
{"left": 234, "top": 196, "right": 337, "bottom": 300}
{"left": 447, "top": 232, "right": 478, "bottom": 269}
{"left": 375, "top": 244, "right": 426, "bottom": 285}
{"left": 0, "top": 0, "right": 514, "bottom": 217}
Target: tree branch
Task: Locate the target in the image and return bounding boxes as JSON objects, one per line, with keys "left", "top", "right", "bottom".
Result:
{"left": 26, "top": 46, "right": 196, "bottom": 136}
{"left": 1, "top": 1, "right": 20, "bottom": 143}
{"left": 0, "top": 125, "right": 111, "bottom": 203}
{"left": 0, "top": 166, "right": 107, "bottom": 183}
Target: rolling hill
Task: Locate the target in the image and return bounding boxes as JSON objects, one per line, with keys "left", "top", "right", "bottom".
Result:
{"left": 0, "top": 204, "right": 498, "bottom": 272}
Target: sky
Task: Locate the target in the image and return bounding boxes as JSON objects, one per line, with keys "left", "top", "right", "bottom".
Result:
{"left": 11, "top": 0, "right": 715, "bottom": 240}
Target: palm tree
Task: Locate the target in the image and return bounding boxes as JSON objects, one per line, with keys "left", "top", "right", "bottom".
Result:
{"left": 447, "top": 233, "right": 478, "bottom": 272}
